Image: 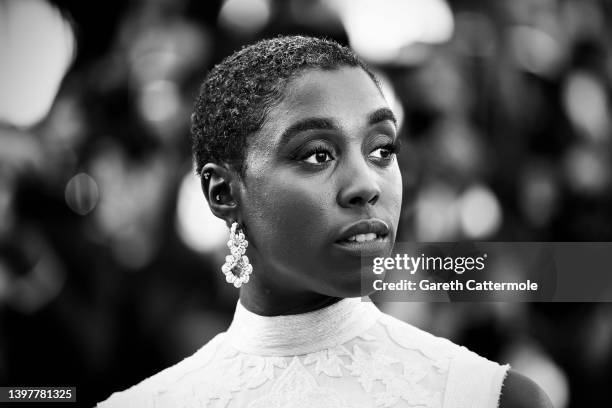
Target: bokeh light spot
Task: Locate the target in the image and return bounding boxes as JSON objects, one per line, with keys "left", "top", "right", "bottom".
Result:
{"left": 459, "top": 184, "right": 502, "bottom": 239}
{"left": 415, "top": 183, "right": 460, "bottom": 241}
{"left": 176, "top": 172, "right": 228, "bottom": 254}
{"left": 563, "top": 144, "right": 610, "bottom": 195}
{"left": 0, "top": 0, "right": 75, "bottom": 128}
{"left": 65, "top": 173, "right": 99, "bottom": 215}
{"left": 218, "top": 0, "right": 271, "bottom": 36}
{"left": 330, "top": 0, "right": 453, "bottom": 63}
{"left": 562, "top": 71, "right": 609, "bottom": 142}
{"left": 138, "top": 80, "right": 181, "bottom": 124}
{"left": 509, "top": 25, "right": 563, "bottom": 78}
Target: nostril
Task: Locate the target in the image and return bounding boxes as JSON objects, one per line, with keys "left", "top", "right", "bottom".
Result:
{"left": 348, "top": 196, "right": 364, "bottom": 206}
{"left": 347, "top": 194, "right": 378, "bottom": 207}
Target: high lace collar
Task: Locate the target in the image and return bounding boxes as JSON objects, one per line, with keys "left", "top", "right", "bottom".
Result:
{"left": 225, "top": 297, "right": 380, "bottom": 356}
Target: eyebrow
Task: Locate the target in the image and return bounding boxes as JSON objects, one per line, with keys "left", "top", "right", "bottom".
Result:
{"left": 368, "top": 107, "right": 397, "bottom": 128}
{"left": 278, "top": 107, "right": 397, "bottom": 147}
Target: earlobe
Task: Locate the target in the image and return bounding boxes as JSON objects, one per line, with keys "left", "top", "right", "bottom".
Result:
{"left": 201, "top": 163, "right": 240, "bottom": 224}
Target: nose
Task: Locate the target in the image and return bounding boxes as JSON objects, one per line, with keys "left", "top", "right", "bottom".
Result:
{"left": 337, "top": 156, "right": 381, "bottom": 208}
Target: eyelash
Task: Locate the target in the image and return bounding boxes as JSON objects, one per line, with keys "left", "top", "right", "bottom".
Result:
{"left": 372, "top": 142, "right": 400, "bottom": 158}
{"left": 298, "top": 140, "right": 400, "bottom": 165}
{"left": 300, "top": 145, "right": 335, "bottom": 164}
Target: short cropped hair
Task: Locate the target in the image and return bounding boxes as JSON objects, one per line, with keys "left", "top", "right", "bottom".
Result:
{"left": 191, "top": 35, "right": 379, "bottom": 177}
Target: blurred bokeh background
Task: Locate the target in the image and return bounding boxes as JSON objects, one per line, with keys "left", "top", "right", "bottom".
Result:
{"left": 1, "top": 0, "right": 612, "bottom": 406}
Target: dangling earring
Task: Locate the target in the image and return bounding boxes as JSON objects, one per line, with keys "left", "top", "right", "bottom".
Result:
{"left": 221, "top": 222, "right": 253, "bottom": 288}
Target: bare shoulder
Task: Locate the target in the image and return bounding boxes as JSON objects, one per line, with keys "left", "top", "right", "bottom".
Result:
{"left": 499, "top": 369, "right": 553, "bottom": 408}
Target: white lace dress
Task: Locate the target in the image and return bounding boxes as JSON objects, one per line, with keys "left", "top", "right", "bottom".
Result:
{"left": 97, "top": 298, "right": 509, "bottom": 408}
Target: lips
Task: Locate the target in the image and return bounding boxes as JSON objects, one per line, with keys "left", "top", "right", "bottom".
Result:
{"left": 333, "top": 218, "right": 392, "bottom": 257}
{"left": 335, "top": 219, "right": 390, "bottom": 243}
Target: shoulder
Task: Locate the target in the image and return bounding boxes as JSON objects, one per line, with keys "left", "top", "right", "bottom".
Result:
{"left": 377, "top": 310, "right": 458, "bottom": 352}
{"left": 499, "top": 370, "right": 553, "bottom": 408}
{"left": 96, "top": 333, "right": 226, "bottom": 408}
{"left": 377, "top": 310, "right": 513, "bottom": 408}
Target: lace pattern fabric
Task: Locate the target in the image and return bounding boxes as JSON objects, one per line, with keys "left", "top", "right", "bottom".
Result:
{"left": 97, "top": 298, "right": 509, "bottom": 408}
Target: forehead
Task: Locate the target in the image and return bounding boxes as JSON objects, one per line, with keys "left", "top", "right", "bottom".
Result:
{"left": 274, "top": 67, "right": 386, "bottom": 123}
{"left": 258, "top": 67, "right": 388, "bottom": 136}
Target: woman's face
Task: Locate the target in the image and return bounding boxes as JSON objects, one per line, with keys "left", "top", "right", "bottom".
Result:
{"left": 237, "top": 67, "right": 402, "bottom": 298}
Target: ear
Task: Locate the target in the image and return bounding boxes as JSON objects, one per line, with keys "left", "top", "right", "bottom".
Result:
{"left": 201, "top": 163, "right": 241, "bottom": 226}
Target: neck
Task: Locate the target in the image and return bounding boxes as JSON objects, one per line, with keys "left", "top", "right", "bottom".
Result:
{"left": 238, "top": 269, "right": 342, "bottom": 316}
{"left": 239, "top": 284, "right": 342, "bottom": 316}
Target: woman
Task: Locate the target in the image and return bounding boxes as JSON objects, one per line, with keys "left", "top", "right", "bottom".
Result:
{"left": 98, "top": 36, "right": 551, "bottom": 408}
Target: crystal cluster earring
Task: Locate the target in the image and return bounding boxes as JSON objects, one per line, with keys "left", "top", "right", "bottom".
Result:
{"left": 221, "top": 222, "right": 252, "bottom": 288}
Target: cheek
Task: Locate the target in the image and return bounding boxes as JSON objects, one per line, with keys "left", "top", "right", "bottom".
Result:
{"left": 243, "top": 174, "right": 332, "bottom": 262}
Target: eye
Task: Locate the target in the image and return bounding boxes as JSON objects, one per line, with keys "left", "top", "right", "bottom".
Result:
{"left": 369, "top": 144, "right": 397, "bottom": 160}
{"left": 303, "top": 147, "right": 334, "bottom": 164}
